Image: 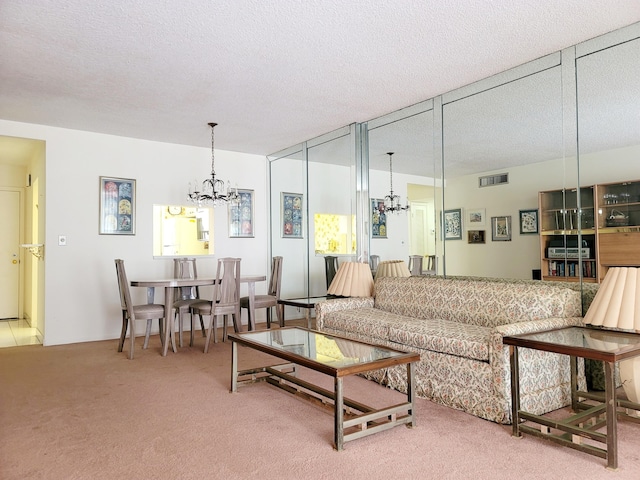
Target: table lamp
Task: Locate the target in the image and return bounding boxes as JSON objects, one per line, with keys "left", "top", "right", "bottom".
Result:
{"left": 327, "top": 262, "right": 374, "bottom": 297}
{"left": 583, "top": 266, "right": 640, "bottom": 402}
{"left": 374, "top": 260, "right": 411, "bottom": 281}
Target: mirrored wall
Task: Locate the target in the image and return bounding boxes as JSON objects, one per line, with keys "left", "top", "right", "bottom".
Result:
{"left": 269, "top": 125, "right": 359, "bottom": 300}
{"left": 269, "top": 21, "right": 640, "bottom": 300}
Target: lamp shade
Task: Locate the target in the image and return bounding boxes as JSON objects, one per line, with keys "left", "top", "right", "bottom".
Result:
{"left": 327, "top": 262, "right": 374, "bottom": 297}
{"left": 374, "top": 260, "right": 411, "bottom": 281}
{"left": 584, "top": 267, "right": 640, "bottom": 331}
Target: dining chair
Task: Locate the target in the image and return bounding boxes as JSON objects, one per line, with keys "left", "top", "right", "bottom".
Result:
{"left": 114, "top": 259, "right": 166, "bottom": 360}
{"left": 325, "top": 256, "right": 339, "bottom": 290}
{"left": 190, "top": 257, "right": 241, "bottom": 353}
{"left": 424, "top": 255, "right": 437, "bottom": 275}
{"left": 172, "top": 258, "right": 206, "bottom": 348}
{"left": 240, "top": 256, "right": 283, "bottom": 329}
{"left": 408, "top": 255, "right": 423, "bottom": 276}
{"left": 369, "top": 255, "right": 380, "bottom": 277}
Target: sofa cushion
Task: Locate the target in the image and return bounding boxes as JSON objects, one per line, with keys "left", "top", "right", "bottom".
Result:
{"left": 389, "top": 317, "right": 491, "bottom": 362}
{"left": 320, "top": 307, "right": 396, "bottom": 340}
{"left": 321, "top": 306, "right": 491, "bottom": 362}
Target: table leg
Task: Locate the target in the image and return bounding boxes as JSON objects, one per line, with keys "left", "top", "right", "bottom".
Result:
{"left": 408, "top": 361, "right": 416, "bottom": 427}
{"left": 162, "top": 286, "right": 177, "bottom": 356}
{"left": 146, "top": 287, "right": 155, "bottom": 304}
{"left": 605, "top": 360, "right": 618, "bottom": 470}
{"left": 334, "top": 377, "right": 344, "bottom": 451}
{"left": 247, "top": 281, "right": 256, "bottom": 331}
{"left": 231, "top": 340, "right": 238, "bottom": 393}
{"left": 306, "top": 308, "right": 311, "bottom": 329}
{"left": 570, "top": 356, "right": 578, "bottom": 411}
{"left": 509, "top": 345, "right": 521, "bottom": 436}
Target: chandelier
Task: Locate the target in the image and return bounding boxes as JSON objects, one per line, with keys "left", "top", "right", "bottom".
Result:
{"left": 187, "top": 122, "right": 239, "bottom": 206}
{"left": 383, "top": 152, "right": 409, "bottom": 213}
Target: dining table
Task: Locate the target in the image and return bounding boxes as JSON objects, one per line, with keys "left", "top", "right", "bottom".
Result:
{"left": 130, "top": 275, "right": 266, "bottom": 356}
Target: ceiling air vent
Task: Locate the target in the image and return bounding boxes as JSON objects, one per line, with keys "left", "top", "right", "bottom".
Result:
{"left": 479, "top": 173, "right": 508, "bottom": 188}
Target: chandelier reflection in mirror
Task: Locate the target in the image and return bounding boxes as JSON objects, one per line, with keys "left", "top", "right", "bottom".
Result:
{"left": 187, "top": 122, "right": 239, "bottom": 206}
{"left": 383, "top": 152, "right": 409, "bottom": 213}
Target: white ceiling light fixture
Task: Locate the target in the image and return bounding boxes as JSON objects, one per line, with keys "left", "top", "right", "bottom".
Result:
{"left": 383, "top": 152, "right": 409, "bottom": 214}
{"left": 188, "top": 122, "right": 239, "bottom": 206}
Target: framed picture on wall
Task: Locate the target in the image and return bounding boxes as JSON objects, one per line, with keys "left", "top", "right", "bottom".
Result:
{"left": 99, "top": 176, "right": 136, "bottom": 235}
{"left": 467, "top": 230, "right": 486, "bottom": 244}
{"left": 281, "top": 192, "right": 304, "bottom": 238}
{"left": 371, "top": 198, "right": 387, "bottom": 238}
{"left": 467, "top": 208, "right": 486, "bottom": 227}
{"left": 519, "top": 209, "right": 539, "bottom": 234}
{"left": 228, "top": 189, "right": 254, "bottom": 238}
{"left": 444, "top": 208, "right": 462, "bottom": 240}
{"left": 491, "top": 215, "right": 512, "bottom": 241}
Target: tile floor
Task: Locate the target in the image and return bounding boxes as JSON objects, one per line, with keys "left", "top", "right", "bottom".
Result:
{"left": 0, "top": 318, "right": 42, "bottom": 348}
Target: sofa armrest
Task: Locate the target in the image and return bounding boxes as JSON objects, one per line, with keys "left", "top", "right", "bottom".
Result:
{"left": 490, "top": 316, "right": 585, "bottom": 403}
{"left": 315, "top": 297, "right": 374, "bottom": 330}
{"left": 494, "top": 316, "right": 585, "bottom": 339}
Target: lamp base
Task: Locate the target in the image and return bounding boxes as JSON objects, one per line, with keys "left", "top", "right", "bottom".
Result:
{"left": 620, "top": 357, "right": 640, "bottom": 404}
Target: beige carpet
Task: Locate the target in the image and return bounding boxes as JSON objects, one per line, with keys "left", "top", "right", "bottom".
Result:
{"left": 1, "top": 332, "right": 640, "bottom": 479}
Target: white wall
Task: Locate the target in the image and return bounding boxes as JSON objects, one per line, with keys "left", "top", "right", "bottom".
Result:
{"left": 0, "top": 119, "right": 268, "bottom": 346}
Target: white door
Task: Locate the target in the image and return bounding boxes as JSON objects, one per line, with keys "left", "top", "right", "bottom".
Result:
{"left": 409, "top": 202, "right": 428, "bottom": 255}
{"left": 0, "top": 190, "right": 20, "bottom": 319}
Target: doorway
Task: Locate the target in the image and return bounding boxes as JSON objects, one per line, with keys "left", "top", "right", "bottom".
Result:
{"left": 0, "top": 135, "right": 45, "bottom": 347}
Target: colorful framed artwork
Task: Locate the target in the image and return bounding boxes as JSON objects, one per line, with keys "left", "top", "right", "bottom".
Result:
{"left": 281, "top": 192, "right": 304, "bottom": 238}
{"left": 467, "top": 208, "right": 486, "bottom": 227}
{"left": 99, "top": 176, "right": 136, "bottom": 235}
{"left": 519, "top": 209, "right": 539, "bottom": 234}
{"left": 444, "top": 208, "right": 462, "bottom": 240}
{"left": 371, "top": 198, "right": 387, "bottom": 238}
{"left": 491, "top": 215, "right": 512, "bottom": 241}
{"left": 228, "top": 189, "right": 254, "bottom": 238}
{"left": 467, "top": 230, "right": 486, "bottom": 244}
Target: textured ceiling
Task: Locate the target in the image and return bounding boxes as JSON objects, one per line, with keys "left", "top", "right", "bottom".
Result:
{"left": 1, "top": 0, "right": 640, "bottom": 166}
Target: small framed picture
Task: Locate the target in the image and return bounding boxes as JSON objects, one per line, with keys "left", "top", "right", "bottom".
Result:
{"left": 99, "top": 176, "right": 135, "bottom": 235}
{"left": 228, "top": 189, "right": 254, "bottom": 238}
{"left": 371, "top": 198, "right": 387, "bottom": 238}
{"left": 519, "top": 209, "right": 539, "bottom": 235}
{"left": 467, "top": 208, "right": 486, "bottom": 227}
{"left": 444, "top": 208, "right": 463, "bottom": 240}
{"left": 491, "top": 216, "right": 512, "bottom": 241}
{"left": 467, "top": 230, "right": 486, "bottom": 244}
{"left": 281, "top": 192, "right": 304, "bottom": 238}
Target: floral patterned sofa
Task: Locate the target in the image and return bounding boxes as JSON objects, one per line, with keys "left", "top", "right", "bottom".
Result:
{"left": 315, "top": 275, "right": 586, "bottom": 424}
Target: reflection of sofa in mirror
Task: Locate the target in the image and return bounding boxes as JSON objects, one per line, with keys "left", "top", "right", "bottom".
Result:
{"left": 316, "top": 275, "right": 586, "bottom": 424}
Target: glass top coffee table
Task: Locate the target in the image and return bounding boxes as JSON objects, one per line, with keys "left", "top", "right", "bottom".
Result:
{"left": 229, "top": 327, "right": 420, "bottom": 450}
{"left": 504, "top": 326, "right": 640, "bottom": 470}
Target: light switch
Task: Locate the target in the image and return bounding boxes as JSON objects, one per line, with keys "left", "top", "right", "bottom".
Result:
{"left": 58, "top": 235, "right": 67, "bottom": 246}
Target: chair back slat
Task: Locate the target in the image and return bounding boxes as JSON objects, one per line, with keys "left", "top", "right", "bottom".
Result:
{"left": 115, "top": 259, "right": 134, "bottom": 320}
{"left": 173, "top": 257, "right": 199, "bottom": 300}
{"left": 215, "top": 257, "right": 241, "bottom": 308}
{"left": 268, "top": 256, "right": 283, "bottom": 298}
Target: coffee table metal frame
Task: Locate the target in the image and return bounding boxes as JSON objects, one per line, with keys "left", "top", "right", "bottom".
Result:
{"left": 504, "top": 326, "right": 640, "bottom": 470}
{"left": 229, "top": 326, "right": 419, "bottom": 450}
